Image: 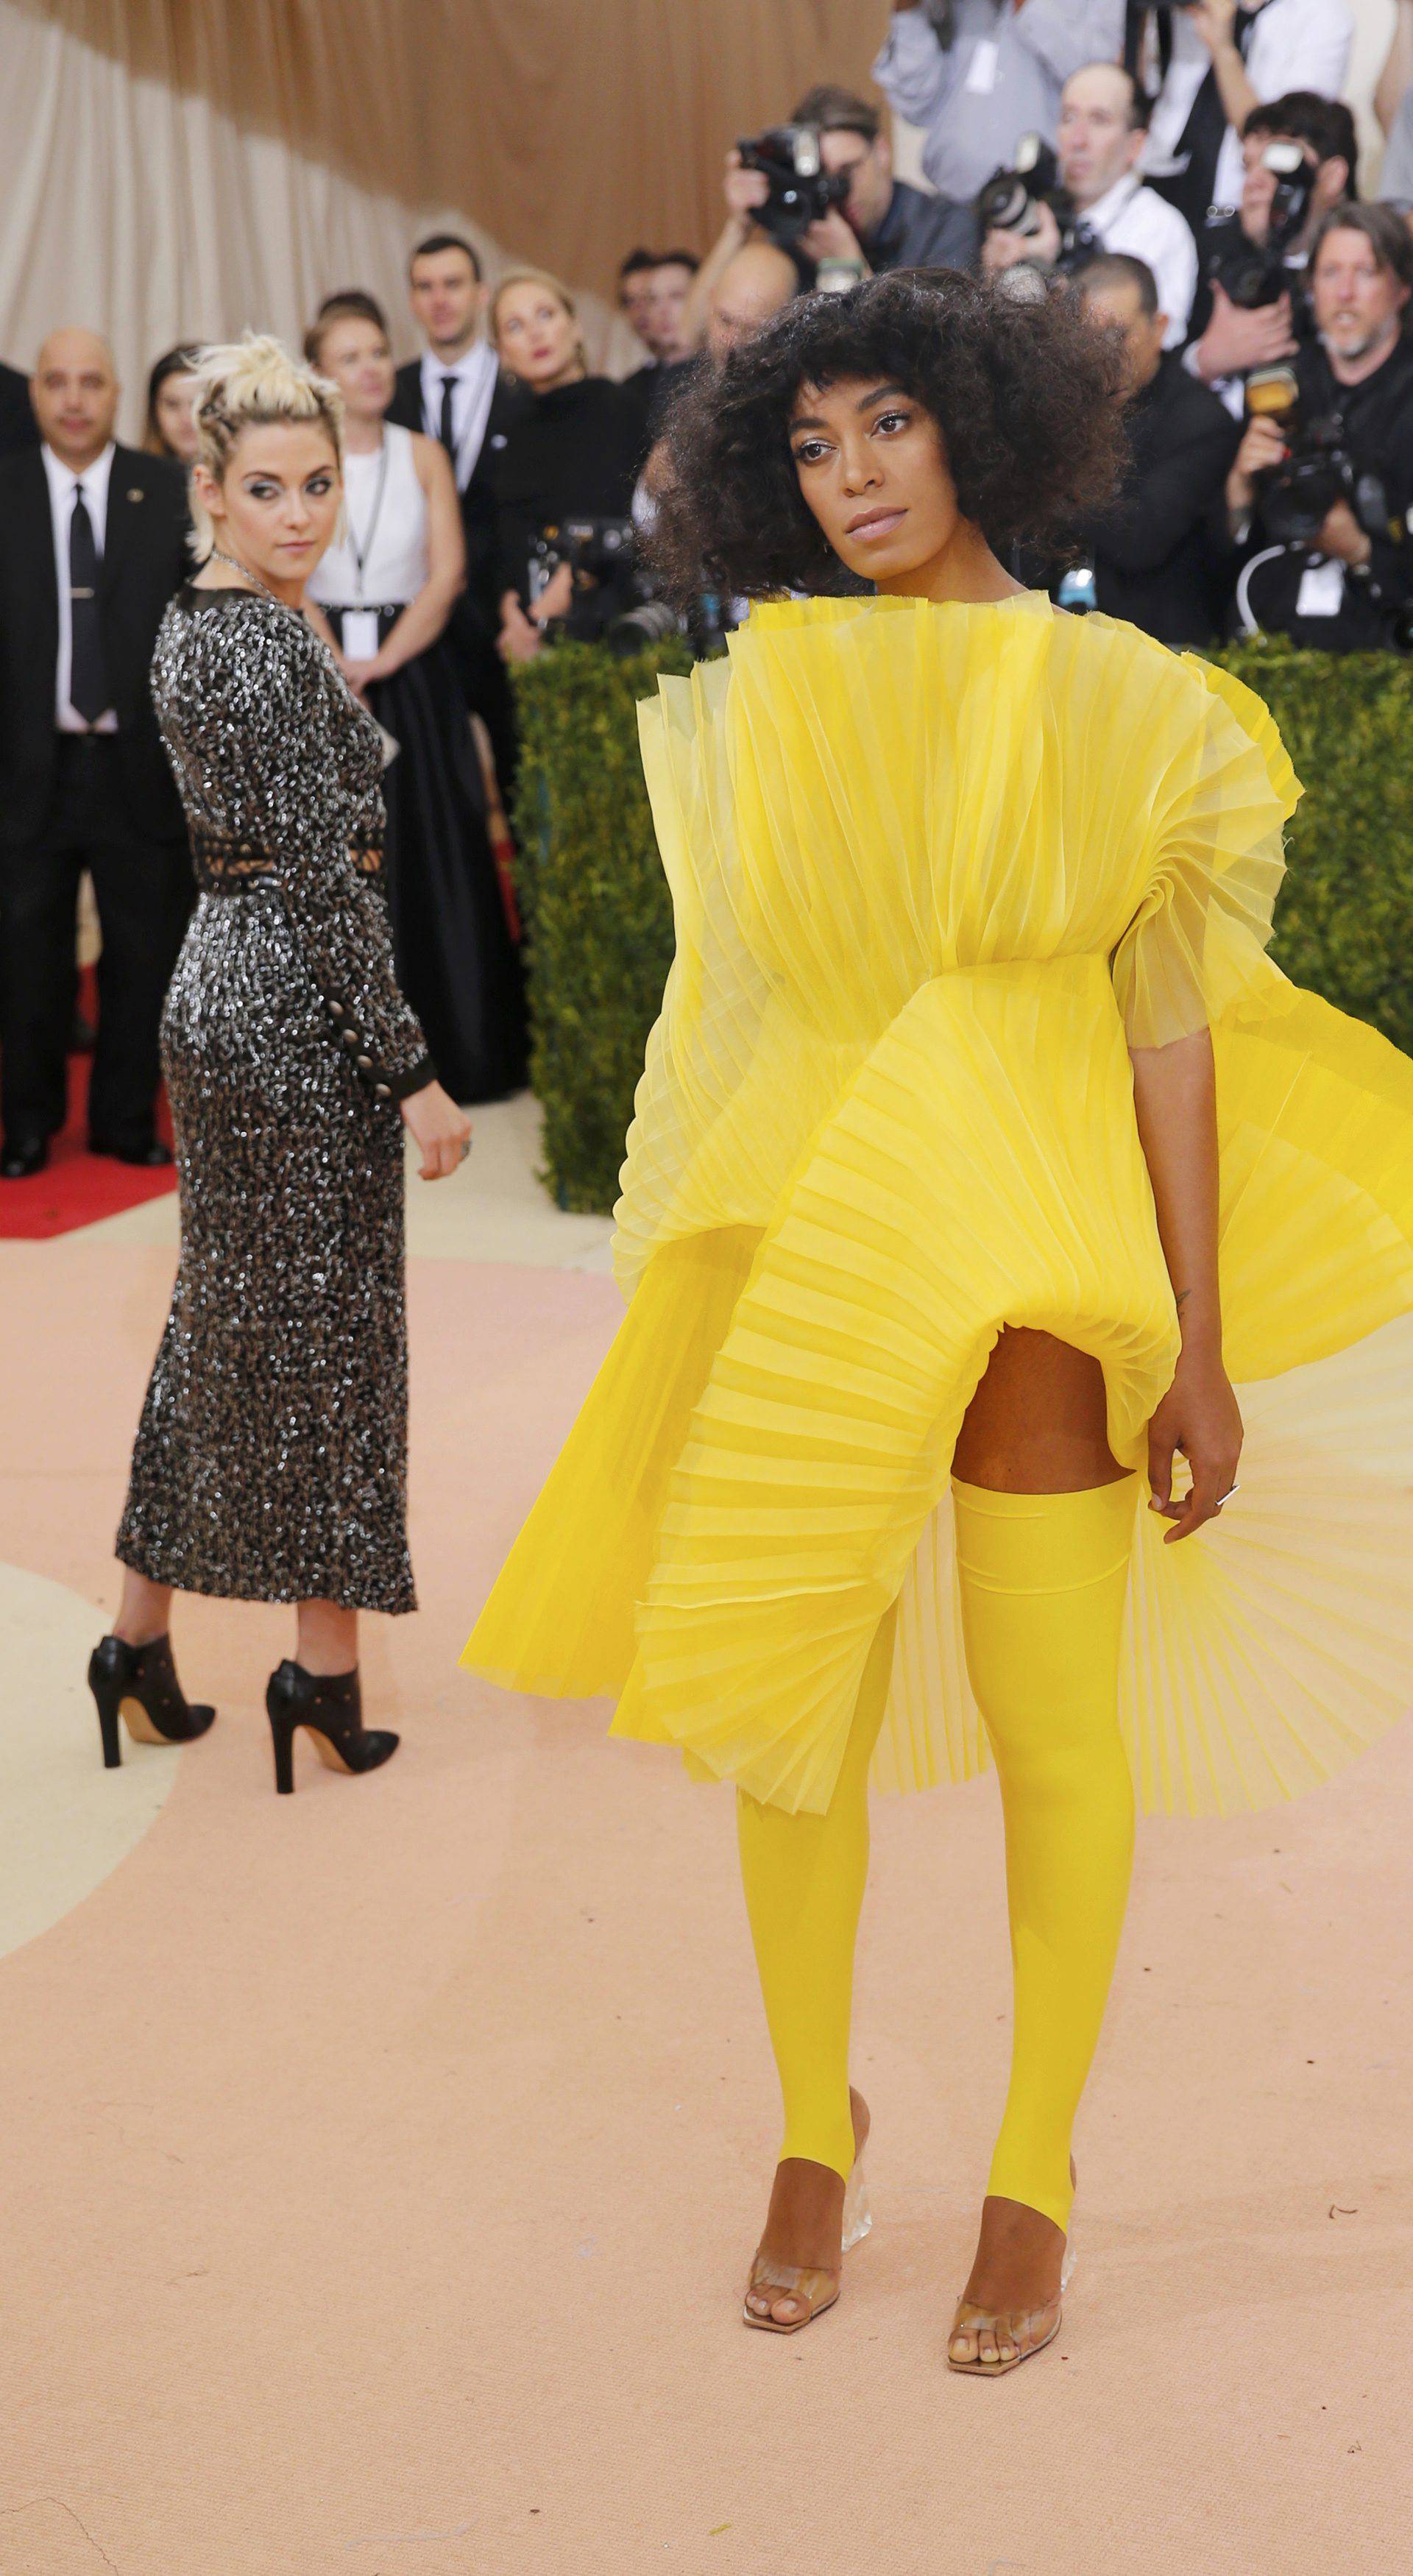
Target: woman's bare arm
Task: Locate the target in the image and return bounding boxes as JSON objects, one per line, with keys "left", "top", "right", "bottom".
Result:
{"left": 1128, "top": 1026, "right": 1243, "bottom": 1541}
{"left": 363, "top": 434, "right": 467, "bottom": 679}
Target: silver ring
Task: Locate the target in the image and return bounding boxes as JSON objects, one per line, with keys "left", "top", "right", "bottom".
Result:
{"left": 458, "top": 1138, "right": 472, "bottom": 1162}
{"left": 1214, "top": 1483, "right": 1240, "bottom": 1507}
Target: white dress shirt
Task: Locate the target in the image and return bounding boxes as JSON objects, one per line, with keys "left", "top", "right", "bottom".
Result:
{"left": 1143, "top": 0, "right": 1353, "bottom": 220}
{"left": 42, "top": 439, "right": 117, "bottom": 732}
{"left": 1081, "top": 171, "right": 1199, "bottom": 347}
{"left": 417, "top": 340, "right": 498, "bottom": 493}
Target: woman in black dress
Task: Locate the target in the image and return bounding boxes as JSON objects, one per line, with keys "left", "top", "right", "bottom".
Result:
{"left": 305, "top": 294, "right": 526, "bottom": 1104}
{"left": 89, "top": 335, "right": 470, "bottom": 1793}
{"left": 486, "top": 269, "right": 643, "bottom": 664}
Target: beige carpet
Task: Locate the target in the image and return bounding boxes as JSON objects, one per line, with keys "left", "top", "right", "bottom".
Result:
{"left": 1, "top": 1104, "right": 1410, "bottom": 2575}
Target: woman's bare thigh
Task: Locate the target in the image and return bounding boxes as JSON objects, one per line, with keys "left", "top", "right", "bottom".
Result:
{"left": 952, "top": 1326, "right": 1128, "bottom": 1495}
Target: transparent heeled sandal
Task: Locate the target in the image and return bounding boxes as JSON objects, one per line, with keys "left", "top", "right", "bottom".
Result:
{"left": 946, "top": 2177, "right": 1077, "bottom": 2378}
{"left": 743, "top": 2140, "right": 872, "bottom": 2335}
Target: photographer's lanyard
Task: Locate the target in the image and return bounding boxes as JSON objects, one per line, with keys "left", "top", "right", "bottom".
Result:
{"left": 346, "top": 435, "right": 392, "bottom": 608}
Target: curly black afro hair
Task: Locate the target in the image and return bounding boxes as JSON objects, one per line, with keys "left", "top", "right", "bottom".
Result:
{"left": 646, "top": 267, "right": 1127, "bottom": 606}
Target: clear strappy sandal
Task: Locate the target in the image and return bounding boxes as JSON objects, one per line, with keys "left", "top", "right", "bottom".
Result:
{"left": 743, "top": 2102, "right": 872, "bottom": 2335}
{"left": 946, "top": 2157, "right": 1077, "bottom": 2377}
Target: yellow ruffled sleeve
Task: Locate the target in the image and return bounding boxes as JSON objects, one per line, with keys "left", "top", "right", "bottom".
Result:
{"left": 1111, "top": 657, "right": 1303, "bottom": 1051}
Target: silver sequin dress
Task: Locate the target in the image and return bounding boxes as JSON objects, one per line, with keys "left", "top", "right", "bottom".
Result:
{"left": 116, "top": 587, "right": 434, "bottom": 1613}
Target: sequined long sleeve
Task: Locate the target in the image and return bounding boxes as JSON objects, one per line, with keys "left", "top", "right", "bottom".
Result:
{"left": 177, "top": 596, "right": 433, "bottom": 1101}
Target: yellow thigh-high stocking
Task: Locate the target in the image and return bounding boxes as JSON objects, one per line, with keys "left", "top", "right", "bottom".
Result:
{"left": 951, "top": 1474, "right": 1138, "bottom": 2237}
{"left": 735, "top": 1602, "right": 899, "bottom": 2184}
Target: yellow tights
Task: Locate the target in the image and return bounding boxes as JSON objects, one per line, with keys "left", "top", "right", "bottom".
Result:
{"left": 735, "top": 1476, "right": 1138, "bottom": 2236}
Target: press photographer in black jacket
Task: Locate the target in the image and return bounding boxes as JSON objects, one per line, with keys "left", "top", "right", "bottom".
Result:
{"left": 1041, "top": 255, "right": 1240, "bottom": 643}
{"left": 1225, "top": 205, "right": 1413, "bottom": 649}
{"left": 1184, "top": 91, "right": 1357, "bottom": 414}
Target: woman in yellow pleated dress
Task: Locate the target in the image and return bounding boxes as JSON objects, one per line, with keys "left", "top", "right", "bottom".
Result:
{"left": 462, "top": 273, "right": 1413, "bottom": 2373}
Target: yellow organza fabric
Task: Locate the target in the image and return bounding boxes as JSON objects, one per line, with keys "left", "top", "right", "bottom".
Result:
{"left": 464, "top": 593, "right": 1413, "bottom": 1818}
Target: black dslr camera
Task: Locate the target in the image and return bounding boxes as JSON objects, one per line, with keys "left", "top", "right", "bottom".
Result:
{"left": 1246, "top": 369, "right": 1394, "bottom": 549}
{"left": 1211, "top": 141, "right": 1317, "bottom": 308}
{"left": 736, "top": 125, "right": 850, "bottom": 247}
{"left": 528, "top": 517, "right": 642, "bottom": 643}
{"left": 1261, "top": 422, "right": 1394, "bottom": 549}
{"left": 975, "top": 135, "right": 1077, "bottom": 245}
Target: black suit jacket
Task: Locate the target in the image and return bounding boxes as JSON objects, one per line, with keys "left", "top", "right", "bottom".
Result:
{"left": 1060, "top": 356, "right": 1242, "bottom": 647}
{"left": 388, "top": 358, "right": 531, "bottom": 651}
{"left": 0, "top": 361, "right": 38, "bottom": 459}
{"left": 0, "top": 444, "right": 190, "bottom": 846}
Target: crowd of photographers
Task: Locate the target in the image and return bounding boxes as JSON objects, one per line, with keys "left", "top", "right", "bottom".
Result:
{"left": 573, "top": 3, "right": 1413, "bottom": 665}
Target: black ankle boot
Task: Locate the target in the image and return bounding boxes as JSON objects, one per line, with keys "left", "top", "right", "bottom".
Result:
{"left": 265, "top": 1660, "right": 399, "bottom": 1796}
{"left": 88, "top": 1634, "right": 216, "bottom": 1769}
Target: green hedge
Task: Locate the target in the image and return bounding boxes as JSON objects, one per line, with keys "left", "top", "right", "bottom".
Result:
{"left": 511, "top": 639, "right": 693, "bottom": 1213}
{"left": 513, "top": 636, "right": 1413, "bottom": 1216}
{"left": 1220, "top": 640, "right": 1413, "bottom": 1047}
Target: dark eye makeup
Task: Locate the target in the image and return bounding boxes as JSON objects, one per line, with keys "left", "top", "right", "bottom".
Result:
{"left": 242, "top": 473, "right": 336, "bottom": 498}
{"left": 790, "top": 403, "right": 915, "bottom": 465}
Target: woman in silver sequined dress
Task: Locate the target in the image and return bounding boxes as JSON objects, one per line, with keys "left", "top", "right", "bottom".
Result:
{"left": 88, "top": 337, "right": 470, "bottom": 1794}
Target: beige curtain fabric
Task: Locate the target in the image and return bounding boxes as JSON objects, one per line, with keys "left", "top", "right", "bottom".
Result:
{"left": 1, "top": 0, "right": 881, "bottom": 439}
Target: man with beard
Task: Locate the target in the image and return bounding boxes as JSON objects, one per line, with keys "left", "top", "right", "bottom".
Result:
{"left": 1224, "top": 203, "right": 1413, "bottom": 646}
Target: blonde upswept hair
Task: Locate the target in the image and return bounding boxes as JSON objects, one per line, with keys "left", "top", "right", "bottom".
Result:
{"left": 186, "top": 332, "right": 344, "bottom": 559}
{"left": 487, "top": 266, "right": 587, "bottom": 373}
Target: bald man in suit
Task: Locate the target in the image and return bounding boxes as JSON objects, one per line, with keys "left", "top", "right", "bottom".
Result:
{"left": 0, "top": 331, "right": 191, "bottom": 1178}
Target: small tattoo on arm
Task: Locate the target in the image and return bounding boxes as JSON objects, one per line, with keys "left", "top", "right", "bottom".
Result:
{"left": 1174, "top": 1289, "right": 1191, "bottom": 1313}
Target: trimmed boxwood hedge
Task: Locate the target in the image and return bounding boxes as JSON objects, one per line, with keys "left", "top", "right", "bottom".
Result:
{"left": 512, "top": 634, "right": 1413, "bottom": 1217}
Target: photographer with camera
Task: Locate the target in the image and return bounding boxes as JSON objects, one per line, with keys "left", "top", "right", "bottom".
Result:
{"left": 486, "top": 270, "right": 642, "bottom": 668}
{"left": 680, "top": 83, "right": 974, "bottom": 363}
{"left": 676, "top": 146, "right": 816, "bottom": 361}
{"left": 872, "top": 1, "right": 1124, "bottom": 215}
{"left": 787, "top": 84, "right": 982, "bottom": 270}
{"left": 980, "top": 63, "right": 1197, "bottom": 341}
{"left": 1138, "top": 0, "right": 1352, "bottom": 241}
{"left": 1183, "top": 93, "right": 1356, "bottom": 411}
{"left": 1223, "top": 204, "right": 1413, "bottom": 648}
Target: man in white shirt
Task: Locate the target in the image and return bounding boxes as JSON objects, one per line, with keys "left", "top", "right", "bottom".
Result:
{"left": 388, "top": 233, "right": 529, "bottom": 799}
{"left": 389, "top": 233, "right": 511, "bottom": 500}
{"left": 0, "top": 330, "right": 190, "bottom": 1177}
{"left": 983, "top": 63, "right": 1198, "bottom": 344}
{"left": 1141, "top": 0, "right": 1353, "bottom": 238}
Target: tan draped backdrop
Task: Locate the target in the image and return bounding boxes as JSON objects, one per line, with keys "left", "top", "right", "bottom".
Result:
{"left": 0, "top": 0, "right": 885, "bottom": 436}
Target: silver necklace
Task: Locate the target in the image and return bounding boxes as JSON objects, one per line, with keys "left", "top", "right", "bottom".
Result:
{"left": 208, "top": 545, "right": 294, "bottom": 610}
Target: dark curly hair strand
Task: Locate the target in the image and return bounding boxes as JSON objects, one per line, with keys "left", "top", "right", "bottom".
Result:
{"left": 647, "top": 268, "right": 1126, "bottom": 607}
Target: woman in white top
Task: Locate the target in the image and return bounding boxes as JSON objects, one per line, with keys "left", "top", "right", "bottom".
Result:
{"left": 306, "top": 294, "right": 526, "bottom": 1104}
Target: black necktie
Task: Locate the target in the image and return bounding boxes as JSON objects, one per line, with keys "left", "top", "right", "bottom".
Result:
{"left": 438, "top": 373, "right": 458, "bottom": 463}
{"left": 68, "top": 483, "right": 110, "bottom": 725}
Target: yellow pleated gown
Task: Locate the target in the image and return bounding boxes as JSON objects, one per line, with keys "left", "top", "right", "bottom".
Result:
{"left": 463, "top": 593, "right": 1413, "bottom": 1818}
